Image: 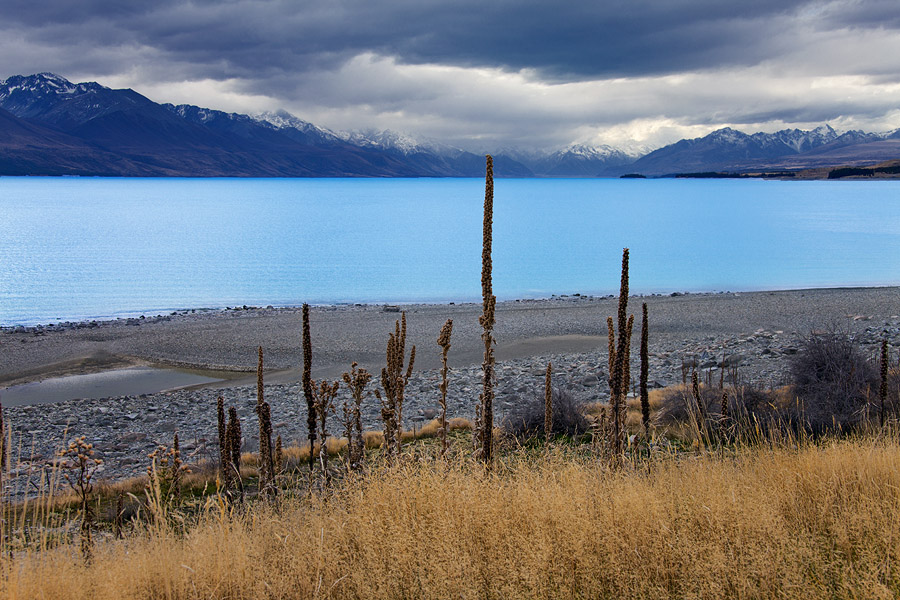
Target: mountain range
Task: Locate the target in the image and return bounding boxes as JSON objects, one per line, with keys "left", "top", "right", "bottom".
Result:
{"left": 2, "top": 73, "right": 899, "bottom": 178}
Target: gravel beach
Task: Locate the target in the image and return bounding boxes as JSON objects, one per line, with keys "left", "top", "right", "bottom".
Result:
{"left": 2, "top": 286, "right": 899, "bottom": 489}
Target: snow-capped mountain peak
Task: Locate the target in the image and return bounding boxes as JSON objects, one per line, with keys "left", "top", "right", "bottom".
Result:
{"left": 253, "top": 110, "right": 338, "bottom": 139}
{"left": 337, "top": 128, "right": 465, "bottom": 156}
{"left": 0, "top": 73, "right": 111, "bottom": 100}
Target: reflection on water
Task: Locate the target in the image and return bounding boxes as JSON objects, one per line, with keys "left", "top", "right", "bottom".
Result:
{"left": 0, "top": 367, "right": 222, "bottom": 406}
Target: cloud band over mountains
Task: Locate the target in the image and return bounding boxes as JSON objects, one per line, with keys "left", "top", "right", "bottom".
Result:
{"left": 3, "top": 0, "right": 900, "bottom": 150}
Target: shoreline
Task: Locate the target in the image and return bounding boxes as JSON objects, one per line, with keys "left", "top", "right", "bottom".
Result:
{"left": 5, "top": 283, "right": 898, "bottom": 331}
{"left": 2, "top": 285, "right": 898, "bottom": 390}
{"left": 2, "top": 285, "right": 899, "bottom": 489}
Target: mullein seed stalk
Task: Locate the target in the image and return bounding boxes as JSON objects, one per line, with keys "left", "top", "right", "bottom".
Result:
{"left": 342, "top": 363, "right": 371, "bottom": 470}
{"left": 256, "top": 347, "right": 275, "bottom": 494}
{"left": 544, "top": 363, "right": 553, "bottom": 444}
{"left": 216, "top": 396, "right": 228, "bottom": 482}
{"left": 314, "top": 380, "right": 339, "bottom": 476}
{"left": 640, "top": 303, "right": 650, "bottom": 439}
{"left": 692, "top": 370, "right": 706, "bottom": 430}
{"left": 302, "top": 303, "right": 316, "bottom": 472}
{"left": 227, "top": 406, "right": 242, "bottom": 479}
{"left": 274, "top": 435, "right": 283, "bottom": 476}
{"left": 437, "top": 319, "right": 453, "bottom": 457}
{"left": 378, "top": 313, "right": 415, "bottom": 459}
{"left": 477, "top": 154, "right": 497, "bottom": 465}
{"left": 880, "top": 338, "right": 889, "bottom": 427}
{"left": 0, "top": 400, "right": 6, "bottom": 473}
{"left": 608, "top": 248, "right": 633, "bottom": 463}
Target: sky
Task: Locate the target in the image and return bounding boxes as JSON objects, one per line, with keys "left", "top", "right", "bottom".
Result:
{"left": 3, "top": 0, "right": 900, "bottom": 153}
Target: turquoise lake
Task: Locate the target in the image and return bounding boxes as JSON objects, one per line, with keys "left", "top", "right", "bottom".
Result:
{"left": 1, "top": 177, "right": 899, "bottom": 326}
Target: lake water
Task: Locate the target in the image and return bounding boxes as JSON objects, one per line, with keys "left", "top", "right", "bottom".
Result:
{"left": 1, "top": 177, "right": 899, "bottom": 326}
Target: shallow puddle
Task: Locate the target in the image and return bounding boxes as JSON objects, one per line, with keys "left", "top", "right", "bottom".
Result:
{"left": 0, "top": 367, "right": 223, "bottom": 406}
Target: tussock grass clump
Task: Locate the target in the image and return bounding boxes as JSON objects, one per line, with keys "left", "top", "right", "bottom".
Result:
{"left": 10, "top": 438, "right": 900, "bottom": 599}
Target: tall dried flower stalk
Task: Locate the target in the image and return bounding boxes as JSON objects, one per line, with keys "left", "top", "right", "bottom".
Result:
{"left": 302, "top": 303, "right": 316, "bottom": 472}
{"left": 544, "top": 363, "right": 553, "bottom": 444}
{"left": 376, "top": 312, "right": 416, "bottom": 459}
{"left": 0, "top": 400, "right": 5, "bottom": 494}
{"left": 437, "top": 319, "right": 453, "bottom": 456}
{"left": 274, "top": 435, "right": 283, "bottom": 476}
{"left": 342, "top": 362, "right": 371, "bottom": 471}
{"left": 58, "top": 436, "right": 102, "bottom": 562}
{"left": 216, "top": 396, "right": 228, "bottom": 483}
{"left": 171, "top": 431, "right": 183, "bottom": 493}
{"left": 477, "top": 154, "right": 497, "bottom": 464}
{"left": 880, "top": 338, "right": 889, "bottom": 427}
{"left": 640, "top": 303, "right": 651, "bottom": 439}
{"left": 0, "top": 400, "right": 6, "bottom": 472}
{"left": 314, "top": 380, "right": 340, "bottom": 475}
{"left": 691, "top": 370, "right": 707, "bottom": 439}
{"left": 607, "top": 318, "right": 616, "bottom": 377}
{"left": 226, "top": 406, "right": 242, "bottom": 483}
{"left": 256, "top": 346, "right": 276, "bottom": 495}
{"left": 607, "top": 248, "right": 633, "bottom": 463}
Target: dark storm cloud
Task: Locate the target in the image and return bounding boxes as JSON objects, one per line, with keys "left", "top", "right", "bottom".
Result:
{"left": 0, "top": 0, "right": 875, "bottom": 81}
{"left": 3, "top": 0, "right": 900, "bottom": 150}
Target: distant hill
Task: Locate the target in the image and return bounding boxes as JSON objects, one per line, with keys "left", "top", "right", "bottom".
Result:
{"left": 3, "top": 73, "right": 900, "bottom": 178}
{"left": 616, "top": 125, "right": 900, "bottom": 177}
{"left": 0, "top": 73, "right": 531, "bottom": 177}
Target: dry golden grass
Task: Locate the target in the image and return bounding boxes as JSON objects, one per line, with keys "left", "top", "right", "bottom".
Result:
{"left": 6, "top": 436, "right": 900, "bottom": 599}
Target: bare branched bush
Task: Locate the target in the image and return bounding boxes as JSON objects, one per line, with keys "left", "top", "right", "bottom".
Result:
{"left": 503, "top": 387, "right": 589, "bottom": 443}
{"left": 789, "top": 331, "right": 877, "bottom": 433}
{"left": 656, "top": 382, "right": 777, "bottom": 431}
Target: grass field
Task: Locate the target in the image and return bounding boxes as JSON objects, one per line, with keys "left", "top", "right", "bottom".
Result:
{"left": 3, "top": 432, "right": 899, "bottom": 599}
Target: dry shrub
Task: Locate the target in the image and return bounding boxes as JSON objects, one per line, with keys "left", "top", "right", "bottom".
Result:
{"left": 656, "top": 383, "right": 777, "bottom": 428}
{"left": 789, "top": 331, "right": 877, "bottom": 433}
{"left": 9, "top": 439, "right": 900, "bottom": 599}
{"left": 502, "top": 387, "right": 589, "bottom": 443}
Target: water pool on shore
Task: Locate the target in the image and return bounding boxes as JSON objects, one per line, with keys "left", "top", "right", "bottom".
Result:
{"left": 2, "top": 177, "right": 900, "bottom": 325}
{"left": 0, "top": 367, "right": 223, "bottom": 406}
